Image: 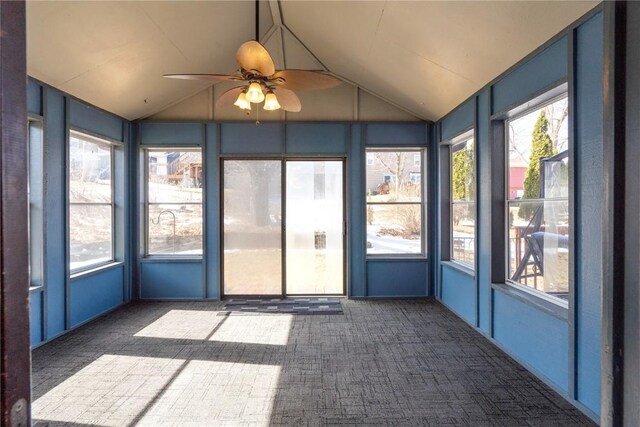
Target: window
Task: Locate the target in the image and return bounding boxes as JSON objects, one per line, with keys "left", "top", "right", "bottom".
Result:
{"left": 366, "top": 149, "right": 424, "bottom": 255}
{"left": 146, "top": 149, "right": 203, "bottom": 256}
{"left": 69, "top": 131, "right": 114, "bottom": 272}
{"left": 29, "top": 120, "right": 44, "bottom": 286}
{"left": 451, "top": 135, "right": 475, "bottom": 267}
{"left": 366, "top": 152, "right": 375, "bottom": 166}
{"left": 414, "top": 153, "right": 421, "bottom": 167}
{"left": 506, "top": 96, "right": 569, "bottom": 302}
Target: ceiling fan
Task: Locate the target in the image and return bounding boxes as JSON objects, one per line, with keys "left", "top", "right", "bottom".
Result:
{"left": 164, "top": 1, "right": 340, "bottom": 114}
{"left": 164, "top": 40, "right": 340, "bottom": 113}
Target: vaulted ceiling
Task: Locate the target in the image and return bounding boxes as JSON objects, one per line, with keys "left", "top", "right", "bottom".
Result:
{"left": 27, "top": 1, "right": 598, "bottom": 122}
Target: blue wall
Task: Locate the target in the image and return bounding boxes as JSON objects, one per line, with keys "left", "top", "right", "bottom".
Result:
{"left": 434, "top": 9, "right": 603, "bottom": 420}
{"left": 140, "top": 262, "right": 204, "bottom": 299}
{"left": 137, "top": 121, "right": 429, "bottom": 300}
{"left": 28, "top": 79, "right": 131, "bottom": 348}
{"left": 440, "top": 264, "right": 475, "bottom": 324}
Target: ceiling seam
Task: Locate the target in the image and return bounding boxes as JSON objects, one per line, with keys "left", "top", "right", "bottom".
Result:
{"left": 367, "top": 1, "right": 387, "bottom": 61}
{"left": 137, "top": 6, "right": 189, "bottom": 63}
{"left": 384, "top": 39, "right": 476, "bottom": 85}
{"left": 281, "top": 24, "right": 330, "bottom": 72}
{"left": 270, "top": 0, "right": 283, "bottom": 26}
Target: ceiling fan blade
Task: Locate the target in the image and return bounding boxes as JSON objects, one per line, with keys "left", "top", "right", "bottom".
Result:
{"left": 236, "top": 40, "right": 276, "bottom": 77}
{"left": 215, "top": 86, "right": 246, "bottom": 108}
{"left": 273, "top": 88, "right": 301, "bottom": 112}
{"left": 163, "top": 74, "right": 243, "bottom": 82}
{"left": 271, "top": 70, "right": 341, "bottom": 91}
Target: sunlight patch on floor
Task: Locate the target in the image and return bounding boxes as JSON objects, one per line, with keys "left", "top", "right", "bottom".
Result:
{"left": 136, "top": 361, "right": 282, "bottom": 426}
{"left": 134, "top": 309, "right": 226, "bottom": 340}
{"left": 210, "top": 313, "right": 293, "bottom": 345}
{"left": 33, "top": 354, "right": 186, "bottom": 426}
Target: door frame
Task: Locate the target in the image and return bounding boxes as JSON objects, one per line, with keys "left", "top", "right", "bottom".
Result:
{"left": 220, "top": 156, "right": 347, "bottom": 298}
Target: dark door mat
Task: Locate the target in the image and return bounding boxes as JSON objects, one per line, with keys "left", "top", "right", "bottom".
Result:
{"left": 223, "top": 297, "right": 343, "bottom": 314}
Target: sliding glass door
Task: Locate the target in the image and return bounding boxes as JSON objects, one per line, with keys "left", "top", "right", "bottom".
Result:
{"left": 286, "top": 161, "right": 344, "bottom": 294}
{"left": 222, "top": 159, "right": 344, "bottom": 296}
{"left": 223, "top": 160, "right": 282, "bottom": 295}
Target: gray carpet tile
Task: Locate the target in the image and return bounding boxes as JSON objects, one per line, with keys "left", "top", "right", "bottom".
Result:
{"left": 31, "top": 299, "right": 596, "bottom": 426}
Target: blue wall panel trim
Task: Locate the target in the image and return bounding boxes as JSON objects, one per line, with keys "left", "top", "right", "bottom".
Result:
{"left": 366, "top": 260, "right": 428, "bottom": 297}
{"left": 27, "top": 79, "right": 42, "bottom": 116}
{"left": 441, "top": 265, "right": 476, "bottom": 324}
{"left": 440, "top": 99, "right": 474, "bottom": 142}
{"left": 365, "top": 123, "right": 426, "bottom": 146}
{"left": 285, "top": 123, "right": 347, "bottom": 154}
{"left": 30, "top": 291, "right": 43, "bottom": 346}
{"left": 70, "top": 99, "right": 124, "bottom": 142}
{"left": 205, "top": 124, "right": 220, "bottom": 299}
{"left": 44, "top": 89, "right": 67, "bottom": 339}
{"left": 140, "top": 122, "right": 203, "bottom": 146}
{"left": 575, "top": 12, "right": 603, "bottom": 415}
{"left": 493, "top": 290, "right": 569, "bottom": 392}
{"left": 220, "top": 123, "right": 283, "bottom": 154}
{"left": 429, "top": 124, "right": 439, "bottom": 298}
{"left": 492, "top": 36, "right": 568, "bottom": 115}
{"left": 69, "top": 267, "right": 124, "bottom": 327}
{"left": 348, "top": 124, "right": 366, "bottom": 297}
{"left": 140, "top": 262, "right": 204, "bottom": 299}
{"left": 476, "top": 89, "right": 491, "bottom": 333}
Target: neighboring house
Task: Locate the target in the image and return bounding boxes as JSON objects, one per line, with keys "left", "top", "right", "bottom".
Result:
{"left": 509, "top": 157, "right": 527, "bottom": 199}
{"left": 366, "top": 152, "right": 421, "bottom": 194}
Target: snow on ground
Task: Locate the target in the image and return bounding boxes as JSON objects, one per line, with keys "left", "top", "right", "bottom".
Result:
{"left": 367, "top": 225, "right": 420, "bottom": 254}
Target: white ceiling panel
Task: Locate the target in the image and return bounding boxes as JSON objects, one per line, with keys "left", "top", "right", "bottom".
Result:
{"left": 362, "top": 36, "right": 478, "bottom": 120}
{"left": 280, "top": 0, "right": 598, "bottom": 120}
{"left": 27, "top": 0, "right": 599, "bottom": 121}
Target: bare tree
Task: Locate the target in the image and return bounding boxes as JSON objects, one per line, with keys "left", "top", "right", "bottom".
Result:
{"left": 375, "top": 152, "right": 407, "bottom": 197}
{"left": 544, "top": 101, "right": 569, "bottom": 152}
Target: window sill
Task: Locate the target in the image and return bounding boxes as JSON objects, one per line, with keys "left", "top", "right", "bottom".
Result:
{"left": 441, "top": 260, "right": 475, "bottom": 278}
{"left": 141, "top": 256, "right": 203, "bottom": 263}
{"left": 70, "top": 261, "right": 124, "bottom": 281}
{"left": 366, "top": 256, "right": 427, "bottom": 262}
{"left": 29, "top": 285, "right": 44, "bottom": 293}
{"left": 492, "top": 282, "right": 568, "bottom": 321}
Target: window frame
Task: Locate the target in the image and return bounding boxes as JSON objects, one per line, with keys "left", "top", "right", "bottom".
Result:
{"left": 449, "top": 130, "right": 476, "bottom": 270}
{"left": 365, "top": 147, "right": 426, "bottom": 258}
{"left": 143, "top": 147, "right": 204, "bottom": 258}
{"left": 503, "top": 91, "right": 570, "bottom": 307}
{"left": 68, "top": 129, "right": 118, "bottom": 275}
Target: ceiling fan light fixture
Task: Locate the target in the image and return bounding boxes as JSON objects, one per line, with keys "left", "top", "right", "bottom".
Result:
{"left": 234, "top": 91, "right": 251, "bottom": 110}
{"left": 246, "top": 82, "right": 265, "bottom": 103}
{"left": 263, "top": 91, "right": 281, "bottom": 111}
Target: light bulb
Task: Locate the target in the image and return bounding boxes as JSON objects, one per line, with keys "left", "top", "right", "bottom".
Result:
{"left": 234, "top": 91, "right": 251, "bottom": 110}
{"left": 246, "top": 82, "right": 265, "bottom": 103}
{"left": 263, "top": 91, "right": 281, "bottom": 111}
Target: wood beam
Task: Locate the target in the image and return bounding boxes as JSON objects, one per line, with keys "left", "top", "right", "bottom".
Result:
{"left": 0, "top": 1, "right": 31, "bottom": 425}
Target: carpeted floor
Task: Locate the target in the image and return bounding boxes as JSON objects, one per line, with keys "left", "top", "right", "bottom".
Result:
{"left": 31, "top": 299, "right": 596, "bottom": 426}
